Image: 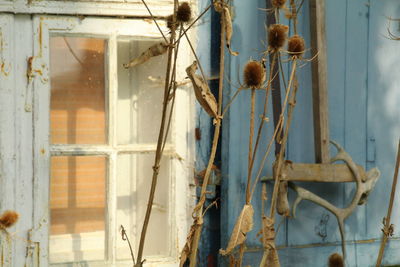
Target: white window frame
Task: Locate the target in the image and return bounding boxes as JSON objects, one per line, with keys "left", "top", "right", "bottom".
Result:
{"left": 31, "top": 15, "right": 195, "bottom": 266}
{"left": 0, "top": 0, "right": 177, "bottom": 17}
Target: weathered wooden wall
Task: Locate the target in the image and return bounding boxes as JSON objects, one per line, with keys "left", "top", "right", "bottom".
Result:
{"left": 0, "top": 14, "right": 37, "bottom": 267}
{"left": 220, "top": 0, "right": 400, "bottom": 266}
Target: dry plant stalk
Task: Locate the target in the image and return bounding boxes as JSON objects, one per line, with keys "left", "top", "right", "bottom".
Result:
{"left": 235, "top": 59, "right": 267, "bottom": 264}
{"left": 221, "top": 8, "right": 296, "bottom": 265}
{"left": 183, "top": 1, "right": 229, "bottom": 266}
{"left": 120, "top": 225, "right": 136, "bottom": 264}
{"left": 246, "top": 22, "right": 289, "bottom": 204}
{"left": 255, "top": 4, "right": 304, "bottom": 263}
{"left": 180, "top": 217, "right": 202, "bottom": 266}
{"left": 259, "top": 215, "right": 280, "bottom": 267}
{"left": 222, "top": 21, "right": 288, "bottom": 263}
{"left": 274, "top": 34, "right": 306, "bottom": 218}
{"left": 258, "top": 184, "right": 280, "bottom": 267}
{"left": 376, "top": 140, "right": 400, "bottom": 266}
{"left": 269, "top": 55, "right": 298, "bottom": 221}
{"left": 134, "top": 1, "right": 180, "bottom": 266}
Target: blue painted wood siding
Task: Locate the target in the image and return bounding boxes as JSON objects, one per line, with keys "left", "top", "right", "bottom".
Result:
{"left": 220, "top": 0, "right": 400, "bottom": 266}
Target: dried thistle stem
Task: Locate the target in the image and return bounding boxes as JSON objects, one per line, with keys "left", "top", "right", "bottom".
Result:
{"left": 250, "top": 116, "right": 283, "bottom": 199}
{"left": 188, "top": 4, "right": 226, "bottom": 266}
{"left": 269, "top": 59, "right": 298, "bottom": 220}
{"left": 246, "top": 88, "right": 256, "bottom": 204}
{"left": 135, "top": 1, "right": 178, "bottom": 265}
{"left": 120, "top": 225, "right": 136, "bottom": 265}
{"left": 247, "top": 53, "right": 277, "bottom": 197}
{"left": 161, "top": 25, "right": 184, "bottom": 154}
{"left": 238, "top": 35, "right": 279, "bottom": 267}
{"left": 249, "top": 58, "right": 297, "bottom": 200}
{"left": 376, "top": 140, "right": 400, "bottom": 266}
{"left": 222, "top": 87, "right": 243, "bottom": 118}
{"left": 140, "top": 0, "right": 168, "bottom": 43}
{"left": 183, "top": 29, "right": 208, "bottom": 85}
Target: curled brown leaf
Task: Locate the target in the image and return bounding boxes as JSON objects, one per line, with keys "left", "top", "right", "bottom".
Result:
{"left": 123, "top": 42, "right": 168, "bottom": 68}
{"left": 219, "top": 204, "right": 254, "bottom": 256}
{"left": 186, "top": 61, "right": 218, "bottom": 118}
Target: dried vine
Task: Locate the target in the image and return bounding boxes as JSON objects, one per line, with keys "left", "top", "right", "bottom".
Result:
{"left": 185, "top": 1, "right": 228, "bottom": 265}
{"left": 132, "top": 0, "right": 182, "bottom": 266}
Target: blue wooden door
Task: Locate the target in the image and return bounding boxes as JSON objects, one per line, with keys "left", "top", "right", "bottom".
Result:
{"left": 220, "top": 0, "right": 400, "bottom": 266}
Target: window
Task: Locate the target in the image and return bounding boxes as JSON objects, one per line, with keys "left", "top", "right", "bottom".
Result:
{"left": 32, "top": 16, "right": 194, "bottom": 266}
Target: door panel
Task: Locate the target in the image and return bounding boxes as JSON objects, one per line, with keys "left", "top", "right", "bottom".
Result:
{"left": 221, "top": 0, "right": 400, "bottom": 266}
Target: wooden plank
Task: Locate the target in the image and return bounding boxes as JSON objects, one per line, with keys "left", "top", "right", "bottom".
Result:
{"left": 266, "top": 0, "right": 283, "bottom": 156}
{"left": 14, "top": 15, "right": 36, "bottom": 267}
{"left": 343, "top": 0, "right": 369, "bottom": 241}
{"left": 287, "top": 0, "right": 345, "bottom": 248}
{"left": 275, "top": 162, "right": 367, "bottom": 183}
{"left": 309, "top": 0, "right": 330, "bottom": 163}
{"left": 0, "top": 14, "right": 16, "bottom": 267}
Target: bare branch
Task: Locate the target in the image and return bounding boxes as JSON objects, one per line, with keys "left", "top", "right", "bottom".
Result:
{"left": 140, "top": 0, "right": 168, "bottom": 43}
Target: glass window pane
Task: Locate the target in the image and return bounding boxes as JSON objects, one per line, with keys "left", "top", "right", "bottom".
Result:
{"left": 116, "top": 153, "right": 170, "bottom": 259}
{"left": 50, "top": 156, "right": 106, "bottom": 262}
{"left": 50, "top": 37, "right": 107, "bottom": 145}
{"left": 117, "top": 39, "right": 170, "bottom": 145}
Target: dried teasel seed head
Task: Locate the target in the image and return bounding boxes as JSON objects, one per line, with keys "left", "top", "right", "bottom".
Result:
{"left": 328, "top": 253, "right": 344, "bottom": 267}
{"left": 271, "top": 0, "right": 286, "bottom": 8}
{"left": 0, "top": 210, "right": 19, "bottom": 228}
{"left": 288, "top": 34, "right": 305, "bottom": 57}
{"left": 268, "top": 24, "right": 289, "bottom": 52}
{"left": 177, "top": 2, "right": 192, "bottom": 23}
{"left": 166, "top": 14, "right": 174, "bottom": 30}
{"left": 244, "top": 60, "right": 265, "bottom": 88}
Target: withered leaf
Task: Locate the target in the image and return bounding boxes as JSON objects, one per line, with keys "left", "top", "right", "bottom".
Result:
{"left": 260, "top": 216, "right": 275, "bottom": 245}
{"left": 214, "top": 1, "right": 238, "bottom": 56}
{"left": 222, "top": 6, "right": 238, "bottom": 56}
{"left": 186, "top": 61, "right": 218, "bottom": 118}
{"left": 219, "top": 204, "right": 254, "bottom": 256}
{"left": 259, "top": 216, "right": 280, "bottom": 267}
{"left": 179, "top": 226, "right": 194, "bottom": 266}
{"left": 179, "top": 217, "right": 203, "bottom": 267}
{"left": 123, "top": 42, "right": 168, "bottom": 68}
{"left": 260, "top": 248, "right": 280, "bottom": 267}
